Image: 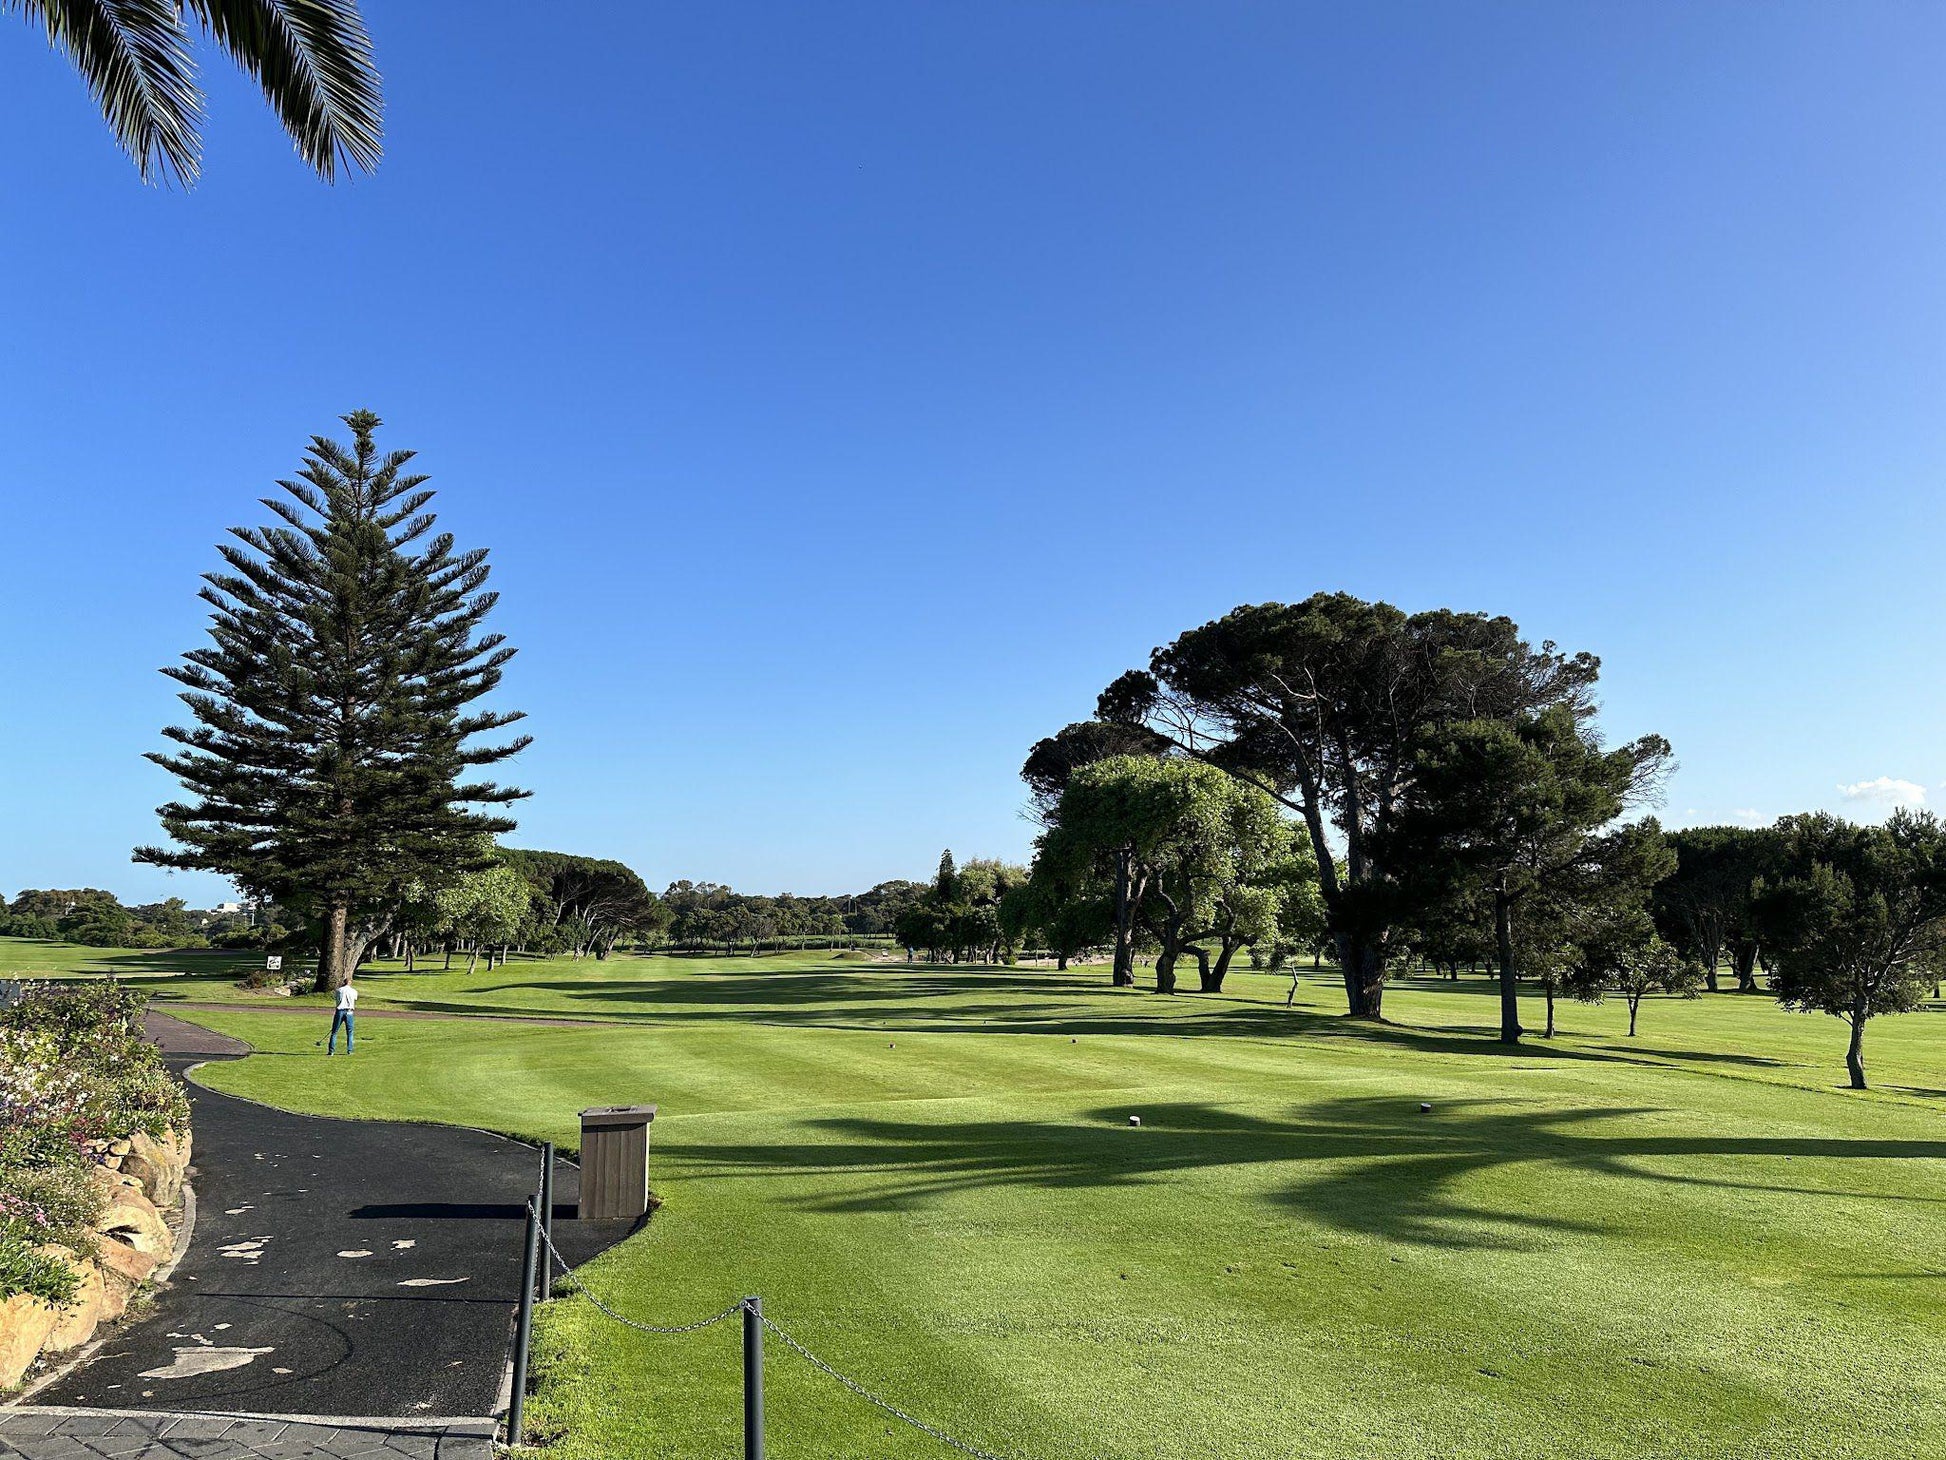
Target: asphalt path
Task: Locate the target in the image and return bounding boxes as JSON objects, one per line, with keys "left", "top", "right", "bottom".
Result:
{"left": 34, "top": 1013, "right": 635, "bottom": 1420}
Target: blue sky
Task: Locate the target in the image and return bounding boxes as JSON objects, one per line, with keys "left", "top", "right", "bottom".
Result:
{"left": 3, "top": 2, "right": 1944, "bottom": 905}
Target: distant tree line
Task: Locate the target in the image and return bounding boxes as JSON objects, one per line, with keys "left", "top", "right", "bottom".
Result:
{"left": 661, "top": 879, "right": 923, "bottom": 954}
{"left": 0, "top": 889, "right": 277, "bottom": 950}
{"left": 2, "top": 860, "right": 931, "bottom": 969}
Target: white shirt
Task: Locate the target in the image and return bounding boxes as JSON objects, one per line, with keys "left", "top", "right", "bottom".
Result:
{"left": 336, "top": 985, "right": 359, "bottom": 1012}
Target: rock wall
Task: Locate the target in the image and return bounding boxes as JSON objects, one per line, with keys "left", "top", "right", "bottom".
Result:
{"left": 0, "top": 1126, "right": 190, "bottom": 1389}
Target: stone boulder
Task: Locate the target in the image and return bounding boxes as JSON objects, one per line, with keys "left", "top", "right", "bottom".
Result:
{"left": 0, "top": 1292, "right": 59, "bottom": 1389}
{"left": 40, "top": 1248, "right": 104, "bottom": 1355}
{"left": 2, "top": 1126, "right": 191, "bottom": 1388}
{"left": 121, "top": 1128, "right": 189, "bottom": 1210}
{"left": 93, "top": 1185, "right": 172, "bottom": 1292}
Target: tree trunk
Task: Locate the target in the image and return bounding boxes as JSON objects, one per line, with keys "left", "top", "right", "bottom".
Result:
{"left": 1110, "top": 849, "right": 1137, "bottom": 987}
{"left": 1732, "top": 942, "right": 1760, "bottom": 994}
{"left": 314, "top": 902, "right": 350, "bottom": 992}
{"left": 1846, "top": 1012, "right": 1868, "bottom": 1090}
{"left": 443, "top": 943, "right": 453, "bottom": 971}
{"left": 1155, "top": 946, "right": 1178, "bottom": 995}
{"left": 1337, "top": 933, "right": 1386, "bottom": 1019}
{"left": 1494, "top": 879, "right": 1520, "bottom": 1045}
{"left": 1627, "top": 996, "right": 1640, "bottom": 1037}
{"left": 466, "top": 944, "right": 479, "bottom": 975}
{"left": 1056, "top": 952, "right": 1068, "bottom": 971}
{"left": 405, "top": 941, "right": 415, "bottom": 973}
{"left": 1286, "top": 971, "right": 1302, "bottom": 1007}
{"left": 1544, "top": 986, "right": 1556, "bottom": 1038}
{"left": 1201, "top": 942, "right": 1235, "bottom": 994}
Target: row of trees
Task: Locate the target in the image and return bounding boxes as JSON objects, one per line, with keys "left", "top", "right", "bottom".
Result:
{"left": 662, "top": 879, "right": 924, "bottom": 953}
{"left": 0, "top": 889, "right": 273, "bottom": 950}
{"left": 0, "top": 862, "right": 939, "bottom": 969}
{"left": 324, "top": 851, "right": 917, "bottom": 970}
{"left": 1015, "top": 593, "right": 1946, "bottom": 1087}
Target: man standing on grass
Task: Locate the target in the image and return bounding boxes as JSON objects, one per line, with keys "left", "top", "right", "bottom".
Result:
{"left": 328, "top": 977, "right": 358, "bottom": 1055}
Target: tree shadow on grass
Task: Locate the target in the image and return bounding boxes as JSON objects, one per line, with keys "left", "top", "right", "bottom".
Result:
{"left": 677, "top": 1096, "right": 1946, "bottom": 1251}
{"left": 377, "top": 978, "right": 1642, "bottom": 1050}
{"left": 357, "top": 966, "right": 1939, "bottom": 1101}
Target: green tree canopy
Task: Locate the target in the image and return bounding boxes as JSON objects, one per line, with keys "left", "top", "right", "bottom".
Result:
{"left": 1583, "top": 931, "right": 1699, "bottom": 1038}
{"left": 500, "top": 849, "right": 663, "bottom": 959}
{"left": 1753, "top": 810, "right": 1946, "bottom": 1089}
{"left": 1375, "top": 706, "right": 1672, "bottom": 1042}
{"left": 1020, "top": 719, "right": 1171, "bottom": 819}
{"left": 1030, "top": 755, "right": 1309, "bottom": 992}
{"left": 433, "top": 861, "right": 536, "bottom": 974}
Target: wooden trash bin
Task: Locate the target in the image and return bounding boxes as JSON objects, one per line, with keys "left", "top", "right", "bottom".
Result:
{"left": 578, "top": 1104, "right": 657, "bottom": 1220}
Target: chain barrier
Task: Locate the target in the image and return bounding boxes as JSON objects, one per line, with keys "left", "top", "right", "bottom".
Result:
{"left": 754, "top": 1309, "right": 1014, "bottom": 1460}
{"left": 537, "top": 1223, "right": 1018, "bottom": 1459}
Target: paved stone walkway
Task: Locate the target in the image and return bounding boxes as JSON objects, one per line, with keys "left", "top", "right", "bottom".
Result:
{"left": 0, "top": 1408, "right": 492, "bottom": 1458}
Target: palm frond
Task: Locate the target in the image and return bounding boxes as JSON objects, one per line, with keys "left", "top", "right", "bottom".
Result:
{"left": 184, "top": 0, "right": 380, "bottom": 179}
{"left": 11, "top": 0, "right": 202, "bottom": 183}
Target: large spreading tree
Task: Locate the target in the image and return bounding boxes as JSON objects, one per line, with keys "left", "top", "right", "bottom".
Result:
{"left": 498, "top": 849, "right": 664, "bottom": 959}
{"left": 1098, "top": 593, "right": 1613, "bottom": 1020}
{"left": 137, "top": 411, "right": 530, "bottom": 991}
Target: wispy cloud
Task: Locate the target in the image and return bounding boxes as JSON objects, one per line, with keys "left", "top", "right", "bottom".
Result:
{"left": 1731, "top": 808, "right": 1765, "bottom": 824}
{"left": 1836, "top": 776, "right": 1926, "bottom": 808}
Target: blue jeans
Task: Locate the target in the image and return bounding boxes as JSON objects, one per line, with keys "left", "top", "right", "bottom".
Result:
{"left": 329, "top": 1008, "right": 355, "bottom": 1053}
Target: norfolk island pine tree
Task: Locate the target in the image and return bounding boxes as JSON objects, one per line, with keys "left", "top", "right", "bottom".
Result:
{"left": 137, "top": 411, "right": 530, "bottom": 991}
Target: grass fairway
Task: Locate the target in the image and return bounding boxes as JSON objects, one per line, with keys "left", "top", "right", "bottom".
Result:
{"left": 0, "top": 935, "right": 261, "bottom": 983}
{"left": 175, "top": 964, "right": 1946, "bottom": 1460}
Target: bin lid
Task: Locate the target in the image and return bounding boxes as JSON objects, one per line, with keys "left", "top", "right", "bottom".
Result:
{"left": 580, "top": 1104, "right": 658, "bottom": 1128}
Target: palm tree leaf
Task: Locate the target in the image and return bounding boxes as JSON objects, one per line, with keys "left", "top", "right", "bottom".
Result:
{"left": 11, "top": 0, "right": 202, "bottom": 183}
{"left": 184, "top": 0, "right": 381, "bottom": 179}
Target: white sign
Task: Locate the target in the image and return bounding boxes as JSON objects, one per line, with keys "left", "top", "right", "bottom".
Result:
{"left": 265, "top": 955, "right": 283, "bottom": 972}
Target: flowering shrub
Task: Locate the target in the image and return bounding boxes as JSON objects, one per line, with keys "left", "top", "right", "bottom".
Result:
{"left": 0, "top": 983, "right": 187, "bottom": 1305}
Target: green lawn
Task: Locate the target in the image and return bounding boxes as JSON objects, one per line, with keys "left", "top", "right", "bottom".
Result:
{"left": 175, "top": 960, "right": 1946, "bottom": 1460}
{"left": 0, "top": 935, "right": 261, "bottom": 985}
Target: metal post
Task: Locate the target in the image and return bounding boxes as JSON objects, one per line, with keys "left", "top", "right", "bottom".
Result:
{"left": 742, "top": 1296, "right": 764, "bottom": 1460}
{"left": 508, "top": 1197, "right": 540, "bottom": 1447}
{"left": 538, "top": 1141, "right": 555, "bottom": 1301}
